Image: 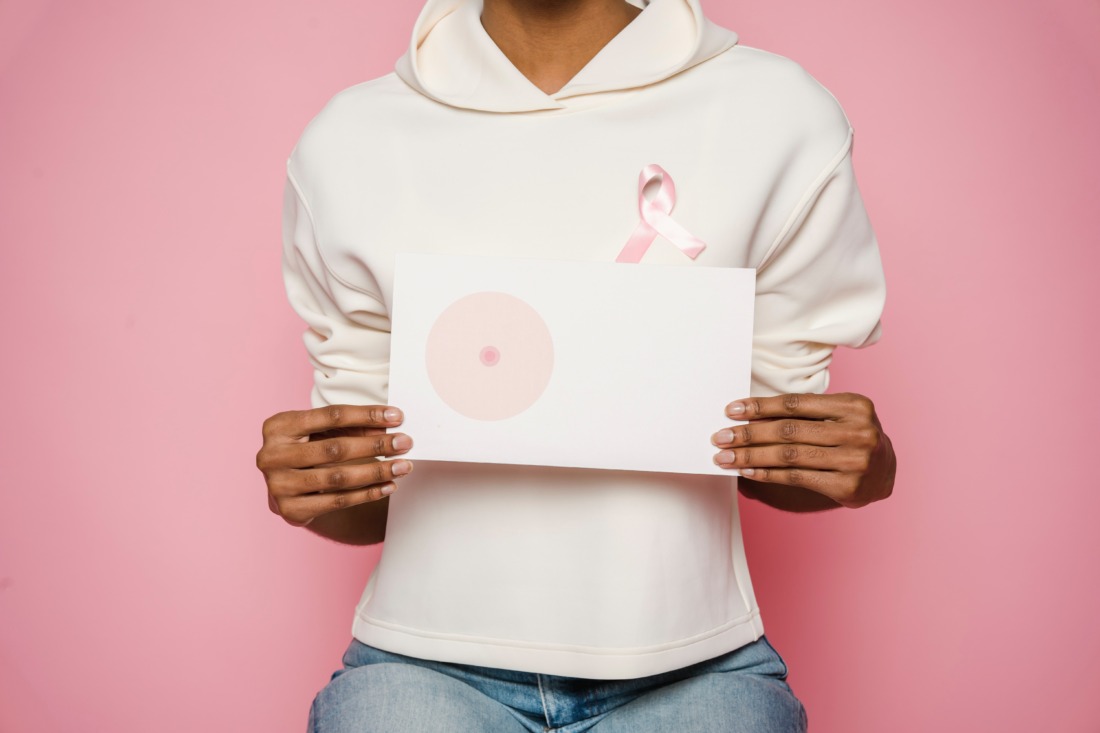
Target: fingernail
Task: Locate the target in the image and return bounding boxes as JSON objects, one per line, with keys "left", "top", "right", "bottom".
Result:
{"left": 381, "top": 483, "right": 396, "bottom": 495}
{"left": 727, "top": 403, "right": 745, "bottom": 416}
{"left": 712, "top": 429, "right": 734, "bottom": 445}
{"left": 715, "top": 450, "right": 735, "bottom": 465}
{"left": 392, "top": 434, "right": 412, "bottom": 452}
{"left": 741, "top": 468, "right": 756, "bottom": 477}
{"left": 384, "top": 407, "right": 402, "bottom": 422}
{"left": 392, "top": 460, "right": 412, "bottom": 476}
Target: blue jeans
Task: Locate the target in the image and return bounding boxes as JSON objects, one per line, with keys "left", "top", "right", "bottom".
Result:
{"left": 308, "top": 636, "right": 808, "bottom": 732}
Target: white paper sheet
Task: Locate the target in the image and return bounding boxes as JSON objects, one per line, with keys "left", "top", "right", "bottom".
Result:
{"left": 388, "top": 252, "right": 755, "bottom": 476}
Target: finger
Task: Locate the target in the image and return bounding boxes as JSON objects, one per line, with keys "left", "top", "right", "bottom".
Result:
{"left": 733, "top": 466, "right": 836, "bottom": 494}
{"left": 277, "top": 482, "right": 397, "bottom": 526}
{"left": 724, "top": 393, "right": 873, "bottom": 422}
{"left": 267, "top": 432, "right": 413, "bottom": 470}
{"left": 713, "top": 444, "right": 869, "bottom": 473}
{"left": 268, "top": 458, "right": 414, "bottom": 499}
{"left": 309, "top": 425, "right": 386, "bottom": 441}
{"left": 733, "top": 467, "right": 865, "bottom": 507}
{"left": 710, "top": 419, "right": 846, "bottom": 449}
{"left": 263, "top": 405, "right": 404, "bottom": 443}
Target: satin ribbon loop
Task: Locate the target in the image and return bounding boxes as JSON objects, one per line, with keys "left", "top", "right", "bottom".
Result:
{"left": 615, "top": 164, "right": 708, "bottom": 263}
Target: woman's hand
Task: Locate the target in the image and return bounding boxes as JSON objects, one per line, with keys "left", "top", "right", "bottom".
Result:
{"left": 256, "top": 405, "right": 414, "bottom": 527}
{"left": 711, "top": 393, "right": 895, "bottom": 509}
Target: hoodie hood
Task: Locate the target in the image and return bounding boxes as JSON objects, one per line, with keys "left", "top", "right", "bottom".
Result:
{"left": 394, "top": 0, "right": 739, "bottom": 112}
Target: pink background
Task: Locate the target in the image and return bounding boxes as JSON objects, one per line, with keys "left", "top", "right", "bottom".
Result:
{"left": 0, "top": 0, "right": 1096, "bottom": 730}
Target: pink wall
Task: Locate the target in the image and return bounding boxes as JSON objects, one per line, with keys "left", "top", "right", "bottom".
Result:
{"left": 0, "top": 0, "right": 1096, "bottom": 730}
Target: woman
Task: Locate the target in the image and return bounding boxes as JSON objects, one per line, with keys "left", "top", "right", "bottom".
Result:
{"left": 256, "top": 0, "right": 896, "bottom": 729}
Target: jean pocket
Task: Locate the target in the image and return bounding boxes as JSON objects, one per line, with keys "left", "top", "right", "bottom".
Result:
{"left": 758, "top": 635, "right": 791, "bottom": 681}
{"left": 340, "top": 637, "right": 363, "bottom": 670}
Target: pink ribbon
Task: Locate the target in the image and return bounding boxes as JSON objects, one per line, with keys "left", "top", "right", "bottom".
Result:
{"left": 615, "top": 164, "right": 708, "bottom": 264}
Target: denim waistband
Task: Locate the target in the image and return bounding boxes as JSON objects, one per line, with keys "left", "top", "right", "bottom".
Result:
{"left": 336, "top": 634, "right": 791, "bottom": 731}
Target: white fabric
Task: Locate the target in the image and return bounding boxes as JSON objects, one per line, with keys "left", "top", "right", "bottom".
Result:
{"left": 281, "top": 0, "right": 885, "bottom": 679}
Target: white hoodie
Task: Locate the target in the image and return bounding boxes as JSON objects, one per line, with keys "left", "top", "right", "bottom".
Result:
{"left": 281, "top": 0, "right": 885, "bottom": 679}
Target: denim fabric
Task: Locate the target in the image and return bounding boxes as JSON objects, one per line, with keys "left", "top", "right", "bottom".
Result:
{"left": 308, "top": 636, "right": 808, "bottom": 732}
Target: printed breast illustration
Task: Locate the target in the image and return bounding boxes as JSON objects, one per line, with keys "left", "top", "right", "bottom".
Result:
{"left": 425, "top": 291, "right": 555, "bottom": 421}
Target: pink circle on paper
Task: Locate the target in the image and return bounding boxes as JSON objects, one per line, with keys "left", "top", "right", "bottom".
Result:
{"left": 479, "top": 345, "right": 500, "bottom": 366}
{"left": 425, "top": 292, "right": 554, "bottom": 421}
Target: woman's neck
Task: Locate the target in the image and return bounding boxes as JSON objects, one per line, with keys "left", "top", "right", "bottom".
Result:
{"left": 480, "top": 0, "right": 643, "bottom": 94}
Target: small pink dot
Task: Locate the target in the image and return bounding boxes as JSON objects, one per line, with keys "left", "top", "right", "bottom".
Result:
{"left": 479, "top": 345, "right": 500, "bottom": 366}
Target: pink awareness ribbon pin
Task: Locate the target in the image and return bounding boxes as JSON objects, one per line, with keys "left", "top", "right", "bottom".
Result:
{"left": 615, "top": 164, "right": 708, "bottom": 263}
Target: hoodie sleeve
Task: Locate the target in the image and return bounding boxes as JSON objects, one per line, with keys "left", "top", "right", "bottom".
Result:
{"left": 281, "top": 166, "right": 391, "bottom": 409}
{"left": 750, "top": 129, "right": 886, "bottom": 398}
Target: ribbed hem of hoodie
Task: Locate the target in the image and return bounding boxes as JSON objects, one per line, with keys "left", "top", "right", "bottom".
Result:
{"left": 350, "top": 607, "right": 766, "bottom": 680}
